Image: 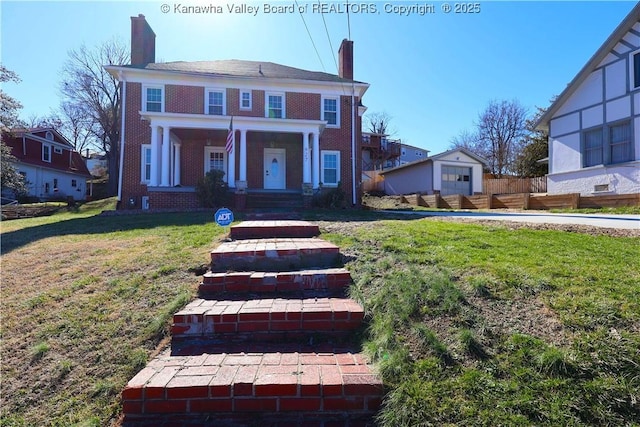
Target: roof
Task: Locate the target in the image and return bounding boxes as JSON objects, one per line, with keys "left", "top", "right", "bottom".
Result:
{"left": 380, "top": 148, "right": 488, "bottom": 175}
{"left": 536, "top": 2, "right": 640, "bottom": 129}
{"left": 119, "top": 59, "right": 366, "bottom": 84}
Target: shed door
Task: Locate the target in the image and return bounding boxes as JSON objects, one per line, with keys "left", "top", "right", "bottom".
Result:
{"left": 441, "top": 166, "right": 472, "bottom": 195}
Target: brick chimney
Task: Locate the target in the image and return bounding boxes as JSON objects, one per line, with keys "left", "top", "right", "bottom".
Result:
{"left": 338, "top": 39, "right": 354, "bottom": 80}
{"left": 130, "top": 14, "right": 156, "bottom": 66}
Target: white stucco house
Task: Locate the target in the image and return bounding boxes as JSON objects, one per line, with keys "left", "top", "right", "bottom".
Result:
{"left": 537, "top": 2, "right": 640, "bottom": 196}
{"left": 379, "top": 148, "right": 487, "bottom": 196}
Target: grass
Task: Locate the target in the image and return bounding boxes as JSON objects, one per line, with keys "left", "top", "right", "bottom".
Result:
{"left": 322, "top": 219, "right": 640, "bottom": 426}
{"left": 1, "top": 202, "right": 638, "bottom": 425}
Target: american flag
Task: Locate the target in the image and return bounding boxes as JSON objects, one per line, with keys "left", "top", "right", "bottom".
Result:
{"left": 225, "top": 117, "right": 234, "bottom": 154}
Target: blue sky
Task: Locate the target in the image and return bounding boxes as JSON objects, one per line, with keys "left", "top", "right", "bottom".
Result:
{"left": 1, "top": 1, "right": 636, "bottom": 154}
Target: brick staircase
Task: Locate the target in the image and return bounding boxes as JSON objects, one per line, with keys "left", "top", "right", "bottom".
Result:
{"left": 122, "top": 220, "right": 383, "bottom": 426}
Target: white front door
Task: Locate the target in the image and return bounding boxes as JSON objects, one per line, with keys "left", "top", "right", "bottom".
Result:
{"left": 264, "top": 148, "right": 286, "bottom": 189}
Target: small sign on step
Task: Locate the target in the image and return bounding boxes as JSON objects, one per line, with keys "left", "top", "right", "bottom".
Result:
{"left": 214, "top": 207, "right": 234, "bottom": 227}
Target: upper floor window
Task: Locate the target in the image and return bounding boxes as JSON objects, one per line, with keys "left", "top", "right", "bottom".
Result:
{"left": 143, "top": 85, "right": 163, "bottom": 112}
{"left": 240, "top": 90, "right": 252, "bottom": 110}
{"left": 322, "top": 96, "right": 339, "bottom": 127}
{"left": 42, "top": 144, "right": 51, "bottom": 163}
{"left": 266, "top": 93, "right": 284, "bottom": 118}
{"left": 54, "top": 147, "right": 63, "bottom": 154}
{"left": 632, "top": 50, "right": 640, "bottom": 89}
{"left": 582, "top": 120, "right": 633, "bottom": 167}
{"left": 206, "top": 89, "right": 225, "bottom": 115}
{"left": 45, "top": 131, "right": 54, "bottom": 141}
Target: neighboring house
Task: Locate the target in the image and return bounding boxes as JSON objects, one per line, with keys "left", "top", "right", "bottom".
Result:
{"left": 361, "top": 132, "right": 401, "bottom": 171}
{"left": 84, "top": 152, "right": 108, "bottom": 177}
{"left": 2, "top": 128, "right": 92, "bottom": 201}
{"left": 379, "top": 148, "right": 487, "bottom": 196}
{"left": 537, "top": 2, "right": 640, "bottom": 196}
{"left": 399, "top": 143, "right": 430, "bottom": 165}
{"left": 106, "top": 14, "right": 369, "bottom": 210}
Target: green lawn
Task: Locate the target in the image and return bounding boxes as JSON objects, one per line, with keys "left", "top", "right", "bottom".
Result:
{"left": 1, "top": 202, "right": 638, "bottom": 426}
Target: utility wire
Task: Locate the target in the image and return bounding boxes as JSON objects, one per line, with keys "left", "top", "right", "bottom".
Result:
{"left": 318, "top": 0, "right": 339, "bottom": 75}
{"left": 294, "top": 0, "right": 326, "bottom": 72}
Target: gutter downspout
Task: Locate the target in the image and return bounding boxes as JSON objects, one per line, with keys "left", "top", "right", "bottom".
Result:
{"left": 351, "top": 84, "right": 356, "bottom": 206}
{"left": 117, "top": 71, "right": 126, "bottom": 202}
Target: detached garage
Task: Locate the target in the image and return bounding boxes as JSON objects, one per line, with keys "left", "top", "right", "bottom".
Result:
{"left": 380, "top": 148, "right": 487, "bottom": 196}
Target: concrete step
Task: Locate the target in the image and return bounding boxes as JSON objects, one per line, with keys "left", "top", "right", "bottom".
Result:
{"left": 172, "top": 297, "right": 364, "bottom": 341}
{"left": 211, "top": 238, "right": 341, "bottom": 273}
{"left": 230, "top": 220, "right": 320, "bottom": 240}
{"left": 122, "top": 345, "right": 383, "bottom": 422}
{"left": 199, "top": 268, "right": 352, "bottom": 296}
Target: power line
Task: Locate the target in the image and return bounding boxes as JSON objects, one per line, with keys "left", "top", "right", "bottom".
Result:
{"left": 318, "top": 0, "right": 339, "bottom": 75}
{"left": 294, "top": 0, "right": 326, "bottom": 72}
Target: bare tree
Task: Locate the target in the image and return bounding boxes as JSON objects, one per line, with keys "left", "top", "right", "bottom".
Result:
{"left": 60, "top": 39, "right": 128, "bottom": 196}
{"left": 451, "top": 100, "right": 527, "bottom": 177}
{"left": 365, "top": 111, "right": 397, "bottom": 136}
{"left": 57, "top": 102, "right": 99, "bottom": 154}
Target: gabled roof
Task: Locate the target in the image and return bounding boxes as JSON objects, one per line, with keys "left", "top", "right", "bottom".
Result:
{"left": 380, "top": 147, "right": 488, "bottom": 175}
{"left": 119, "top": 59, "right": 366, "bottom": 84}
{"left": 536, "top": 2, "right": 640, "bottom": 129}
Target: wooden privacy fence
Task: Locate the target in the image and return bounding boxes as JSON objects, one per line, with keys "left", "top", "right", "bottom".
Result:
{"left": 362, "top": 170, "right": 385, "bottom": 193}
{"left": 398, "top": 192, "right": 639, "bottom": 210}
{"left": 483, "top": 177, "right": 547, "bottom": 194}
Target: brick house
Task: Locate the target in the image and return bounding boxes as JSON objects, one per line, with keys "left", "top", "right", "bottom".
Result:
{"left": 3, "top": 128, "right": 92, "bottom": 201}
{"left": 106, "top": 15, "right": 369, "bottom": 210}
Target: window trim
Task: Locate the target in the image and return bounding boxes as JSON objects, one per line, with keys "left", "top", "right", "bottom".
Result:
{"left": 320, "top": 150, "right": 340, "bottom": 187}
{"left": 581, "top": 120, "right": 634, "bottom": 168}
{"left": 240, "top": 90, "right": 252, "bottom": 110}
{"left": 54, "top": 147, "right": 63, "bottom": 155}
{"left": 205, "top": 88, "right": 226, "bottom": 116}
{"left": 321, "top": 96, "right": 340, "bottom": 127}
{"left": 141, "top": 144, "right": 152, "bottom": 184}
{"left": 204, "top": 146, "right": 228, "bottom": 181}
{"left": 265, "top": 92, "right": 285, "bottom": 119}
{"left": 142, "top": 84, "right": 164, "bottom": 113}
{"left": 42, "top": 144, "right": 51, "bottom": 163}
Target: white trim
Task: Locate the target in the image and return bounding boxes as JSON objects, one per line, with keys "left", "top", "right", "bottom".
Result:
{"left": 265, "top": 92, "right": 285, "bottom": 118}
{"left": 204, "top": 146, "right": 228, "bottom": 180}
{"left": 321, "top": 95, "right": 340, "bottom": 128}
{"left": 45, "top": 131, "right": 54, "bottom": 141}
{"left": 629, "top": 48, "right": 640, "bottom": 91}
{"left": 141, "top": 144, "right": 152, "bottom": 184}
{"left": 142, "top": 84, "right": 164, "bottom": 113}
{"left": 240, "top": 90, "right": 252, "bottom": 110}
{"left": 106, "top": 65, "right": 370, "bottom": 99}
{"left": 53, "top": 147, "right": 63, "bottom": 154}
{"left": 321, "top": 150, "right": 340, "bottom": 187}
{"left": 205, "top": 87, "right": 226, "bottom": 115}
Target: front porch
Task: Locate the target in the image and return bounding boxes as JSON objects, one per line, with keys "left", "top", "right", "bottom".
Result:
{"left": 138, "top": 112, "right": 330, "bottom": 209}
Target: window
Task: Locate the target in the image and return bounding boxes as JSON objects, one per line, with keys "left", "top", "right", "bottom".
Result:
{"left": 610, "top": 121, "right": 632, "bottom": 164}
{"left": 240, "top": 90, "right": 252, "bottom": 110}
{"left": 42, "top": 144, "right": 51, "bottom": 162}
{"left": 632, "top": 50, "right": 640, "bottom": 89}
{"left": 143, "top": 86, "right": 163, "bottom": 112}
{"left": 53, "top": 178, "right": 58, "bottom": 190}
{"left": 54, "top": 147, "right": 63, "bottom": 154}
{"left": 321, "top": 151, "right": 340, "bottom": 186}
{"left": 583, "top": 127, "right": 603, "bottom": 167}
{"left": 71, "top": 179, "right": 77, "bottom": 188}
{"left": 322, "top": 97, "right": 339, "bottom": 126}
{"left": 141, "top": 145, "right": 152, "bottom": 183}
{"left": 206, "top": 89, "right": 225, "bottom": 115}
{"left": 204, "top": 147, "right": 227, "bottom": 177}
{"left": 266, "top": 93, "right": 284, "bottom": 118}
{"left": 45, "top": 131, "right": 54, "bottom": 141}
{"left": 594, "top": 184, "right": 609, "bottom": 192}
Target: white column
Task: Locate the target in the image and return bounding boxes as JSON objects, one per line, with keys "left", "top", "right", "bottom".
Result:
{"left": 150, "top": 125, "right": 160, "bottom": 186}
{"left": 239, "top": 129, "right": 247, "bottom": 182}
{"left": 312, "top": 132, "right": 320, "bottom": 188}
{"left": 227, "top": 130, "right": 235, "bottom": 188}
{"left": 161, "top": 127, "right": 171, "bottom": 187}
{"left": 302, "top": 132, "right": 311, "bottom": 183}
{"left": 174, "top": 143, "right": 181, "bottom": 186}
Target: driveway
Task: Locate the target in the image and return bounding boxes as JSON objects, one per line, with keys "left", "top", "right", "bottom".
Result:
{"left": 382, "top": 210, "right": 640, "bottom": 230}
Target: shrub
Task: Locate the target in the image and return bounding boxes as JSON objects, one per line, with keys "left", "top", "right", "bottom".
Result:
{"left": 312, "top": 182, "right": 345, "bottom": 208}
{"left": 195, "top": 170, "right": 230, "bottom": 208}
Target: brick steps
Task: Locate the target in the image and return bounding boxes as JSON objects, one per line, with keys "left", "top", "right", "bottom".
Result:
{"left": 122, "top": 220, "right": 382, "bottom": 425}
{"left": 199, "top": 268, "right": 352, "bottom": 296}
{"left": 172, "top": 297, "right": 364, "bottom": 341}
{"left": 211, "top": 238, "right": 341, "bottom": 273}
{"left": 230, "top": 220, "right": 319, "bottom": 240}
{"left": 123, "top": 346, "right": 382, "bottom": 421}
